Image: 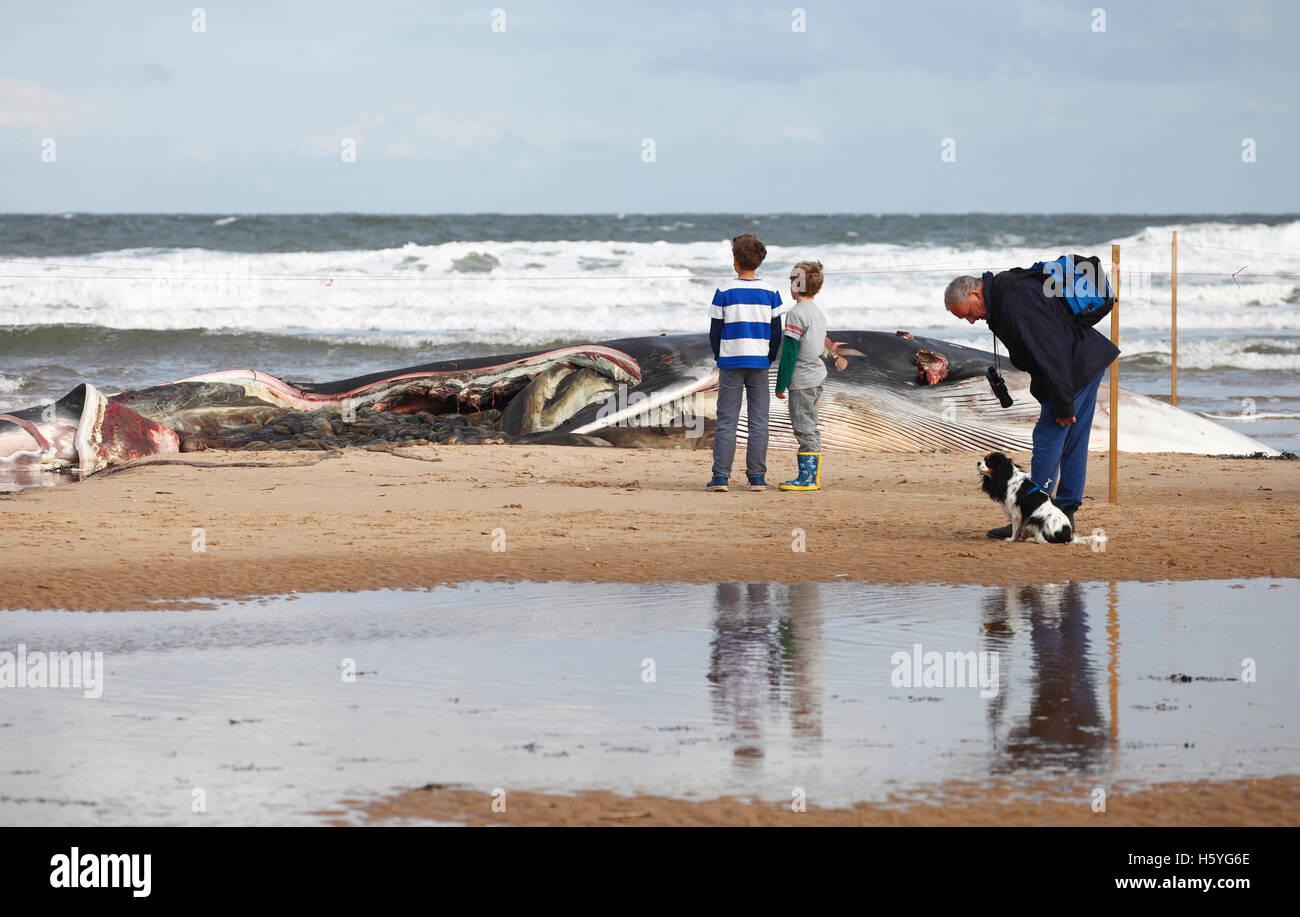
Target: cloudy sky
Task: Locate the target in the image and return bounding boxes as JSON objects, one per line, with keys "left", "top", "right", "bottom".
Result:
{"left": 2, "top": 0, "right": 1296, "bottom": 212}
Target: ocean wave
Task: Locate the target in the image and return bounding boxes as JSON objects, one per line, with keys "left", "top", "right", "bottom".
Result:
{"left": 449, "top": 251, "right": 500, "bottom": 273}
{"left": 1119, "top": 336, "right": 1300, "bottom": 372}
{"left": 1116, "top": 218, "right": 1300, "bottom": 262}
{"left": 0, "top": 323, "right": 585, "bottom": 363}
{"left": 0, "top": 220, "right": 1297, "bottom": 338}
{"left": 1199, "top": 411, "right": 1300, "bottom": 421}
{"left": 0, "top": 372, "right": 28, "bottom": 411}
{"left": 4, "top": 212, "right": 1296, "bottom": 253}
{"left": 5, "top": 323, "right": 1300, "bottom": 375}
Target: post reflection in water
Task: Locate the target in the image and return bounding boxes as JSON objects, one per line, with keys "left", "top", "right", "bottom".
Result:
{"left": 980, "top": 582, "right": 1111, "bottom": 774}
{"left": 706, "top": 582, "right": 824, "bottom": 768}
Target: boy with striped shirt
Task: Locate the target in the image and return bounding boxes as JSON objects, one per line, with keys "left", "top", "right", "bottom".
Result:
{"left": 707, "top": 234, "right": 789, "bottom": 491}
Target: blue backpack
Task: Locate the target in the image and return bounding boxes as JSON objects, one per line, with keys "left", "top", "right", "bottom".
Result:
{"left": 1026, "top": 254, "right": 1115, "bottom": 327}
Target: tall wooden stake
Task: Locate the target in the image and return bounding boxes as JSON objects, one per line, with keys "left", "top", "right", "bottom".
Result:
{"left": 1171, "top": 231, "right": 1178, "bottom": 406}
{"left": 1109, "top": 244, "right": 1119, "bottom": 504}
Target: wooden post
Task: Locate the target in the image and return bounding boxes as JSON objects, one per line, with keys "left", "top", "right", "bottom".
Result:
{"left": 1171, "top": 231, "right": 1178, "bottom": 406}
{"left": 1109, "top": 244, "right": 1119, "bottom": 504}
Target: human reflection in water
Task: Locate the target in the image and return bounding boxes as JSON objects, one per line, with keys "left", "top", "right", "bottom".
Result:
{"left": 707, "top": 582, "right": 824, "bottom": 768}
{"left": 980, "top": 582, "right": 1108, "bottom": 774}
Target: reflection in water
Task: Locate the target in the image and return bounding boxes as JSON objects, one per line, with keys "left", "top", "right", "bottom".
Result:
{"left": 0, "top": 466, "right": 69, "bottom": 492}
{"left": 981, "top": 583, "right": 1109, "bottom": 774}
{"left": 709, "top": 580, "right": 1114, "bottom": 777}
{"left": 707, "top": 583, "right": 824, "bottom": 767}
{"left": 3, "top": 578, "right": 1292, "bottom": 825}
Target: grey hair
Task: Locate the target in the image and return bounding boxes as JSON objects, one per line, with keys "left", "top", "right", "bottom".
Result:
{"left": 943, "top": 275, "right": 982, "bottom": 308}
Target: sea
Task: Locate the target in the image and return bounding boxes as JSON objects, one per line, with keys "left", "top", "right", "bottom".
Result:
{"left": 1, "top": 212, "right": 1297, "bottom": 452}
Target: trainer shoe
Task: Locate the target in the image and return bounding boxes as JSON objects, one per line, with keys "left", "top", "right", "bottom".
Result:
{"left": 748, "top": 475, "right": 767, "bottom": 491}
{"left": 986, "top": 524, "right": 1012, "bottom": 539}
{"left": 707, "top": 474, "right": 729, "bottom": 492}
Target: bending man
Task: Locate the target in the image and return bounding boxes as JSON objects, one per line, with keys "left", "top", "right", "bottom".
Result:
{"left": 944, "top": 270, "right": 1120, "bottom": 538}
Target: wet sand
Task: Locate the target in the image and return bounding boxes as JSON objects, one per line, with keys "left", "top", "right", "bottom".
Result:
{"left": 1, "top": 447, "right": 1295, "bottom": 612}
{"left": 345, "top": 775, "right": 1300, "bottom": 827}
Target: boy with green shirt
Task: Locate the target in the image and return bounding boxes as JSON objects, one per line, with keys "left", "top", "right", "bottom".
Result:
{"left": 774, "top": 260, "right": 827, "bottom": 491}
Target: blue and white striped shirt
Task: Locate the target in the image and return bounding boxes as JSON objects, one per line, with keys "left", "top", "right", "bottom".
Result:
{"left": 709, "top": 278, "right": 789, "bottom": 370}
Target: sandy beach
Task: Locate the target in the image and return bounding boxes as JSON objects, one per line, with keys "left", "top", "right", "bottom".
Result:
{"left": 2, "top": 446, "right": 1295, "bottom": 612}
{"left": 6, "top": 445, "right": 1297, "bottom": 829}
{"left": 342, "top": 776, "right": 1300, "bottom": 827}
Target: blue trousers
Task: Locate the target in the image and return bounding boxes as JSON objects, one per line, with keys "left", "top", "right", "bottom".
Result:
{"left": 712, "top": 367, "right": 770, "bottom": 478}
{"left": 1031, "top": 370, "right": 1105, "bottom": 507}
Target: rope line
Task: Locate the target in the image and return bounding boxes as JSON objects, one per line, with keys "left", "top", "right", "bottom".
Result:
{"left": 0, "top": 255, "right": 998, "bottom": 282}
{"left": 2, "top": 264, "right": 1297, "bottom": 284}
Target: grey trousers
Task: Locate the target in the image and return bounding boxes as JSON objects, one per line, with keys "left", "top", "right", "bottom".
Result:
{"left": 787, "top": 385, "right": 822, "bottom": 453}
{"left": 712, "top": 367, "right": 770, "bottom": 478}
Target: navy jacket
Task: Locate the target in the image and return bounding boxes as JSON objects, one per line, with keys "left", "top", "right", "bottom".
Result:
{"left": 983, "top": 271, "right": 1120, "bottom": 419}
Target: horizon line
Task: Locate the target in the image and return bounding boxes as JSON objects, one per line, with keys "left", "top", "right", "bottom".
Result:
{"left": 3, "top": 210, "right": 1299, "bottom": 219}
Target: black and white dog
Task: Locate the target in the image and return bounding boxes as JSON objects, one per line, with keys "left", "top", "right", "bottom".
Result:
{"left": 977, "top": 452, "right": 1098, "bottom": 545}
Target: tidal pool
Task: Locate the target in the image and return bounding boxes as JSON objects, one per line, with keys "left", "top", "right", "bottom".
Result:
{"left": 0, "top": 578, "right": 1295, "bottom": 825}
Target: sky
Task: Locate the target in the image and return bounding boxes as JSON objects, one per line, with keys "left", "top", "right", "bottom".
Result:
{"left": 1, "top": 0, "right": 1297, "bottom": 213}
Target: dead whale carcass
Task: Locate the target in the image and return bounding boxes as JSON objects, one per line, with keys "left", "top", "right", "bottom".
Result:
{"left": 0, "top": 383, "right": 180, "bottom": 477}
{"left": 0, "top": 332, "right": 1279, "bottom": 479}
